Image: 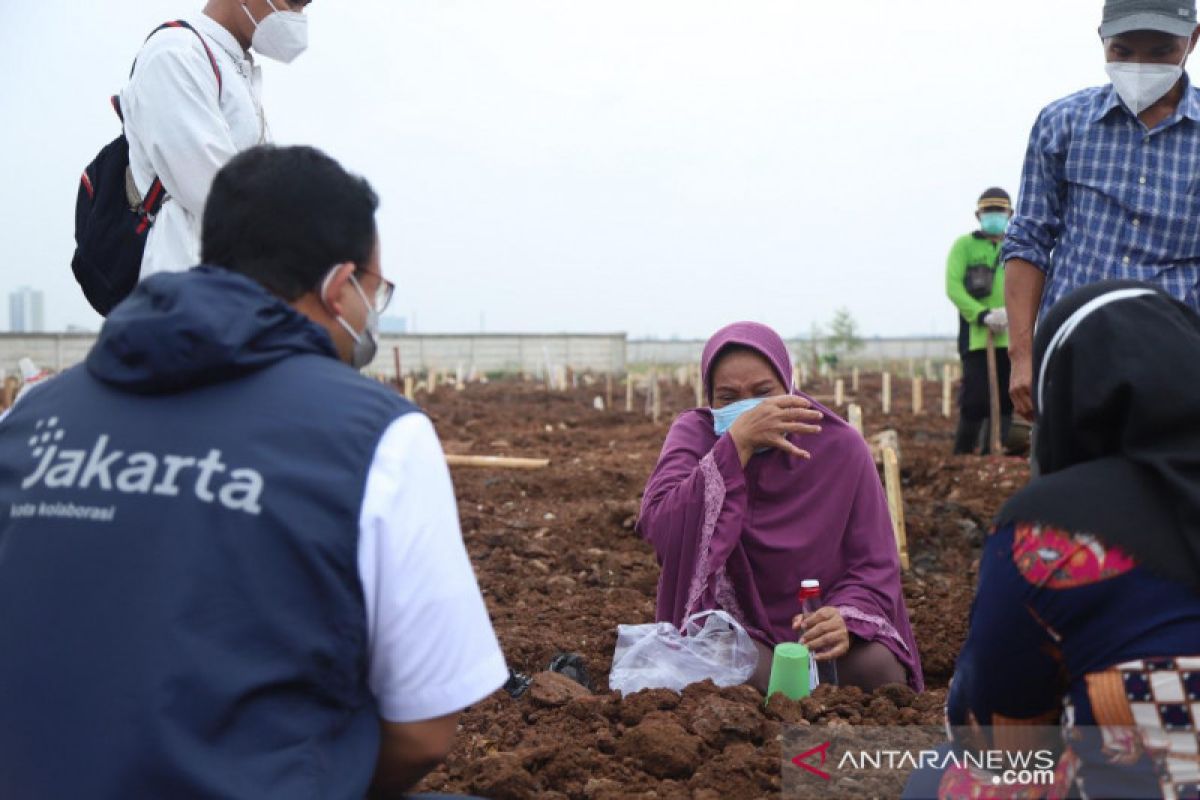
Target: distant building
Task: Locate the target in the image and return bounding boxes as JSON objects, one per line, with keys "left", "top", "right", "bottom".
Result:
{"left": 9, "top": 287, "right": 45, "bottom": 333}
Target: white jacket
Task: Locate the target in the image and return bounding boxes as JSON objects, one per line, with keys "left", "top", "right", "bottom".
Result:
{"left": 120, "top": 14, "right": 268, "bottom": 278}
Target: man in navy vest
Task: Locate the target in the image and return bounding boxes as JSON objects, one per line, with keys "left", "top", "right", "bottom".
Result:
{"left": 0, "top": 146, "right": 506, "bottom": 798}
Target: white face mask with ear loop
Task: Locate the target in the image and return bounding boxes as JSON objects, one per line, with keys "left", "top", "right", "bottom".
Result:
{"left": 1104, "top": 39, "right": 1190, "bottom": 115}
{"left": 241, "top": 0, "right": 309, "bottom": 64}
{"left": 320, "top": 267, "right": 379, "bottom": 370}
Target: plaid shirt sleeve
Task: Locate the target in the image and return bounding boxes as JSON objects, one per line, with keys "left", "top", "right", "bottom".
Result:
{"left": 1001, "top": 106, "right": 1067, "bottom": 273}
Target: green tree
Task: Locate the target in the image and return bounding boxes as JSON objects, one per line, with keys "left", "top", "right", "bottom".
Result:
{"left": 825, "top": 307, "right": 863, "bottom": 361}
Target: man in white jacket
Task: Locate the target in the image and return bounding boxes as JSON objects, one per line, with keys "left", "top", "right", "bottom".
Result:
{"left": 121, "top": 1, "right": 312, "bottom": 277}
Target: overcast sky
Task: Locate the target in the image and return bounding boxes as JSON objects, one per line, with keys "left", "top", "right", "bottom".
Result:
{"left": 0, "top": 1, "right": 1110, "bottom": 338}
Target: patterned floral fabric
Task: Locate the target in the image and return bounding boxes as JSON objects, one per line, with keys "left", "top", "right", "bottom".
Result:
{"left": 937, "top": 753, "right": 1078, "bottom": 800}
{"left": 938, "top": 522, "right": 1200, "bottom": 799}
{"left": 1012, "top": 523, "right": 1137, "bottom": 589}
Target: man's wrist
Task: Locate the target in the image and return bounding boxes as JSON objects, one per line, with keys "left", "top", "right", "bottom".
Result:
{"left": 1008, "top": 343, "right": 1032, "bottom": 360}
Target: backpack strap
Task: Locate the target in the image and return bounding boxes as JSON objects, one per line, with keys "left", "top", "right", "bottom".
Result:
{"left": 158, "top": 20, "right": 223, "bottom": 98}
{"left": 114, "top": 19, "right": 224, "bottom": 122}
{"left": 120, "top": 20, "right": 225, "bottom": 233}
{"left": 127, "top": 20, "right": 223, "bottom": 96}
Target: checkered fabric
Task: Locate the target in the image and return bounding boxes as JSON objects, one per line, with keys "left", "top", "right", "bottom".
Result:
{"left": 1115, "top": 657, "right": 1200, "bottom": 799}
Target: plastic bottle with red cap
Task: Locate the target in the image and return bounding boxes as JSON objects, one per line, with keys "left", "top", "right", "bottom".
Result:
{"left": 798, "top": 579, "right": 838, "bottom": 687}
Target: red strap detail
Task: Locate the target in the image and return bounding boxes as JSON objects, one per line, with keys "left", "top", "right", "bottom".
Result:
{"left": 142, "top": 179, "right": 165, "bottom": 213}
{"left": 195, "top": 34, "right": 223, "bottom": 97}
{"left": 81, "top": 171, "right": 95, "bottom": 200}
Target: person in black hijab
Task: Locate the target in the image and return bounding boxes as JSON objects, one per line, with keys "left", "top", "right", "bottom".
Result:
{"left": 909, "top": 281, "right": 1200, "bottom": 799}
{"left": 997, "top": 280, "right": 1200, "bottom": 587}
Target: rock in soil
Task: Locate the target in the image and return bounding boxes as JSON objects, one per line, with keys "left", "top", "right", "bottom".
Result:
{"left": 528, "top": 670, "right": 591, "bottom": 708}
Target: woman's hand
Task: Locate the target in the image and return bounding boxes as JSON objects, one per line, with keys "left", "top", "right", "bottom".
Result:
{"left": 792, "top": 606, "right": 850, "bottom": 661}
{"left": 727, "top": 396, "right": 823, "bottom": 465}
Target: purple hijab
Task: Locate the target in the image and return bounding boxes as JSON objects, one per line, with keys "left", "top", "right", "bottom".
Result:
{"left": 637, "top": 322, "right": 923, "bottom": 690}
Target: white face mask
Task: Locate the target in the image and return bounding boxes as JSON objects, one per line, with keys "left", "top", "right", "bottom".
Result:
{"left": 1105, "top": 46, "right": 1189, "bottom": 116}
{"left": 242, "top": 0, "right": 309, "bottom": 64}
{"left": 321, "top": 269, "right": 379, "bottom": 370}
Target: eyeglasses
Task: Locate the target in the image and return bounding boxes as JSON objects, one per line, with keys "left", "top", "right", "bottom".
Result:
{"left": 356, "top": 270, "right": 395, "bottom": 314}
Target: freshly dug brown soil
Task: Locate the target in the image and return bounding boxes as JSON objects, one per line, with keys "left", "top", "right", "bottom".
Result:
{"left": 412, "top": 374, "right": 1028, "bottom": 799}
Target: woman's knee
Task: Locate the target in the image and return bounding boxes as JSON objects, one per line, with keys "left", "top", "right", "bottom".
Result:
{"left": 836, "top": 640, "right": 907, "bottom": 692}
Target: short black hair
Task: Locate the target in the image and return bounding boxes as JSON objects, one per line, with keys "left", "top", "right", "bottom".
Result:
{"left": 201, "top": 145, "right": 379, "bottom": 301}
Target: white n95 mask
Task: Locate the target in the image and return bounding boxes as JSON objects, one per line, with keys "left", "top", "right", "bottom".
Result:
{"left": 1105, "top": 49, "right": 1187, "bottom": 115}
{"left": 242, "top": 0, "right": 309, "bottom": 64}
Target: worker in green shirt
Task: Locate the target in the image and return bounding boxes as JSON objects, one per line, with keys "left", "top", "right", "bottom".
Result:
{"left": 945, "top": 187, "right": 1013, "bottom": 455}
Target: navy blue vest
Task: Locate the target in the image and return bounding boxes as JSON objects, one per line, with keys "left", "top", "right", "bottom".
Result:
{"left": 0, "top": 269, "right": 418, "bottom": 799}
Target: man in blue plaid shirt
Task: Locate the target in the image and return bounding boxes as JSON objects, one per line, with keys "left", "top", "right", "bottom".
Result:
{"left": 1002, "top": 0, "right": 1200, "bottom": 419}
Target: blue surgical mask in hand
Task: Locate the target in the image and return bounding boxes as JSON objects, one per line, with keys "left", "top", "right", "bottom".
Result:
{"left": 712, "top": 397, "right": 767, "bottom": 436}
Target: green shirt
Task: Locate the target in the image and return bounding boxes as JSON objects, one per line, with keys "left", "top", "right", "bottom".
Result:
{"left": 945, "top": 232, "right": 1008, "bottom": 352}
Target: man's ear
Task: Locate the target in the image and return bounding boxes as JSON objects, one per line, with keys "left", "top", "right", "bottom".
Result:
{"left": 1189, "top": 27, "right": 1200, "bottom": 54}
{"left": 319, "top": 262, "right": 357, "bottom": 318}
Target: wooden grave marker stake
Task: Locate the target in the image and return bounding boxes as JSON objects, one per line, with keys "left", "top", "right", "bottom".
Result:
{"left": 942, "top": 363, "right": 953, "bottom": 418}
{"left": 834, "top": 379, "right": 844, "bottom": 407}
{"left": 883, "top": 446, "right": 910, "bottom": 570}
{"left": 848, "top": 403, "right": 864, "bottom": 436}
{"left": 912, "top": 377, "right": 923, "bottom": 415}
{"left": 986, "top": 331, "right": 1003, "bottom": 454}
{"left": 882, "top": 372, "right": 892, "bottom": 415}
{"left": 446, "top": 455, "right": 550, "bottom": 470}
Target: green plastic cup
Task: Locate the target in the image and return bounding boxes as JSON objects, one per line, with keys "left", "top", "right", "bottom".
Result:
{"left": 765, "top": 642, "right": 811, "bottom": 702}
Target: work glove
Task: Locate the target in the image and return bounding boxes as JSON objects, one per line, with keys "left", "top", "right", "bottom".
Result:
{"left": 981, "top": 308, "right": 1008, "bottom": 333}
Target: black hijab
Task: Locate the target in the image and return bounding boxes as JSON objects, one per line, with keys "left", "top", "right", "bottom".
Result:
{"left": 996, "top": 280, "right": 1200, "bottom": 592}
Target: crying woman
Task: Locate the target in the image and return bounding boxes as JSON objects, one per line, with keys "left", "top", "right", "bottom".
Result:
{"left": 637, "top": 321, "right": 923, "bottom": 693}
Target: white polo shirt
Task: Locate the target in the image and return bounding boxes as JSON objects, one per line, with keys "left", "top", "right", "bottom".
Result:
{"left": 358, "top": 413, "right": 508, "bottom": 721}
{"left": 120, "top": 14, "right": 268, "bottom": 277}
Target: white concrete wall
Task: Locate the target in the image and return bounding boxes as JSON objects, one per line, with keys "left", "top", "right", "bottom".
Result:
{"left": 375, "top": 334, "right": 626, "bottom": 378}
{"left": 0, "top": 333, "right": 627, "bottom": 378}
{"left": 627, "top": 337, "right": 958, "bottom": 366}
{"left": 0, "top": 334, "right": 95, "bottom": 376}
{"left": 0, "top": 332, "right": 954, "bottom": 380}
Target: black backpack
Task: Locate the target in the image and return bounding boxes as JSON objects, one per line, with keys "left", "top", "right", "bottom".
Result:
{"left": 71, "top": 20, "right": 222, "bottom": 316}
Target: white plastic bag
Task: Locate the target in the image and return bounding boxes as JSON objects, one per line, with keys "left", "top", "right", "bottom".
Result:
{"left": 609, "top": 610, "right": 759, "bottom": 695}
